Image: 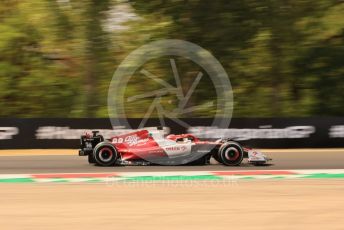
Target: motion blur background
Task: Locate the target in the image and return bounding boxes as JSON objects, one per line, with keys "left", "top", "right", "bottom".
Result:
{"left": 1, "top": 0, "right": 344, "bottom": 118}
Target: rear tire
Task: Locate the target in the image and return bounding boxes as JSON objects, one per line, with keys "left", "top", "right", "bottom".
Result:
{"left": 93, "top": 142, "right": 118, "bottom": 166}
{"left": 218, "top": 141, "right": 244, "bottom": 166}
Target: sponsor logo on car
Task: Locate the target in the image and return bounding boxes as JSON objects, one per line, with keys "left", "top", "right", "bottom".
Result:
{"left": 165, "top": 146, "right": 187, "bottom": 151}
{"left": 125, "top": 135, "right": 139, "bottom": 146}
{"left": 112, "top": 135, "right": 149, "bottom": 146}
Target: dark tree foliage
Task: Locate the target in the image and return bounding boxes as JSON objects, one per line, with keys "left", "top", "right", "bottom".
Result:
{"left": 0, "top": 0, "right": 343, "bottom": 117}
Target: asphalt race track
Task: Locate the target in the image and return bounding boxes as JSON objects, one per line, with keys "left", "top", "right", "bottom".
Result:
{"left": 1, "top": 150, "right": 344, "bottom": 230}
{"left": 0, "top": 149, "right": 343, "bottom": 173}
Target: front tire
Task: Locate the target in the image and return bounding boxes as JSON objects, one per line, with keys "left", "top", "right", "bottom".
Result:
{"left": 93, "top": 142, "right": 118, "bottom": 166}
{"left": 218, "top": 141, "right": 244, "bottom": 166}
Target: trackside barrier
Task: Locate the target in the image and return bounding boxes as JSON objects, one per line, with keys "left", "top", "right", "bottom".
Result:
{"left": 0, "top": 118, "right": 343, "bottom": 149}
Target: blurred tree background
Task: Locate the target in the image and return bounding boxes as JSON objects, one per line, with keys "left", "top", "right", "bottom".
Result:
{"left": 0, "top": 0, "right": 343, "bottom": 118}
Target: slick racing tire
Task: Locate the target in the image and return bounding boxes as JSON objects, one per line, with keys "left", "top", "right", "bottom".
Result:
{"left": 218, "top": 141, "right": 244, "bottom": 166}
{"left": 93, "top": 142, "right": 118, "bottom": 167}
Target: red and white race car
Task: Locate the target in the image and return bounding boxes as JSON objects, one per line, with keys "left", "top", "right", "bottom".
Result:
{"left": 79, "top": 128, "right": 271, "bottom": 166}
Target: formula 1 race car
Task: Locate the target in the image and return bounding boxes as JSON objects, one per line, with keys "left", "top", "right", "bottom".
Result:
{"left": 78, "top": 127, "right": 271, "bottom": 166}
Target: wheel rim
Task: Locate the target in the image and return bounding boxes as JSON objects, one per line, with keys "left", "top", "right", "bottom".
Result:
{"left": 99, "top": 148, "right": 113, "bottom": 162}
{"left": 224, "top": 147, "right": 239, "bottom": 161}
